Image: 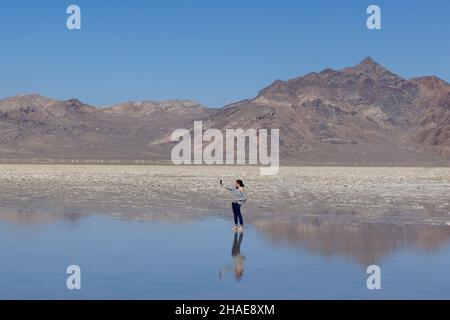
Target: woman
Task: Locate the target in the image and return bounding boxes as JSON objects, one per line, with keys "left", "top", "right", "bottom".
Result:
{"left": 220, "top": 179, "right": 247, "bottom": 232}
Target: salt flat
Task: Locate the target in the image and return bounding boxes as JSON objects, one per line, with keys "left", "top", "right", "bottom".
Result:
{"left": 0, "top": 165, "right": 449, "bottom": 225}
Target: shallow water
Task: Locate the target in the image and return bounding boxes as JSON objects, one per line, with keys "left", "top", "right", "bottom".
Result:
{"left": 1, "top": 214, "right": 450, "bottom": 299}
{"left": 1, "top": 165, "right": 450, "bottom": 226}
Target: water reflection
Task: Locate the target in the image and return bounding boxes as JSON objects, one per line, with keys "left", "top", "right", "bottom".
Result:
{"left": 219, "top": 232, "right": 246, "bottom": 281}
{"left": 0, "top": 210, "right": 86, "bottom": 226}
{"left": 253, "top": 219, "right": 450, "bottom": 266}
{"left": 3, "top": 209, "right": 450, "bottom": 270}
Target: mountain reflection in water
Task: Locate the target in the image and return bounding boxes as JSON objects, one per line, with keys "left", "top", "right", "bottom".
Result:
{"left": 253, "top": 220, "right": 450, "bottom": 266}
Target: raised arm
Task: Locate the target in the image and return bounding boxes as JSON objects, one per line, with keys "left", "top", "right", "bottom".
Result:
{"left": 220, "top": 180, "right": 233, "bottom": 191}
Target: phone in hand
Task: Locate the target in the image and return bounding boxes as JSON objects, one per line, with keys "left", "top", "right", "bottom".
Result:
{"left": 219, "top": 179, "right": 223, "bottom": 185}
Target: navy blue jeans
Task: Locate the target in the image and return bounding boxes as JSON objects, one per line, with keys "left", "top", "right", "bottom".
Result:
{"left": 232, "top": 202, "right": 244, "bottom": 225}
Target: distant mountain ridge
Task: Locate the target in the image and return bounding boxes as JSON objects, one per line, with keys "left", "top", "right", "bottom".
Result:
{"left": 0, "top": 95, "right": 213, "bottom": 159}
{"left": 195, "top": 57, "right": 450, "bottom": 163}
{"left": 0, "top": 57, "right": 449, "bottom": 163}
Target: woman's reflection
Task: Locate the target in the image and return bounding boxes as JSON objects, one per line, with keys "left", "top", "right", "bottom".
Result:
{"left": 219, "top": 232, "right": 246, "bottom": 281}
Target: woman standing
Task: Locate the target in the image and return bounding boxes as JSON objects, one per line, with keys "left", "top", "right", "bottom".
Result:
{"left": 220, "top": 179, "right": 247, "bottom": 232}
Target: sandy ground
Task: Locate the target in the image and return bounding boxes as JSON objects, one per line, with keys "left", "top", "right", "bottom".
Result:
{"left": 0, "top": 165, "right": 449, "bottom": 225}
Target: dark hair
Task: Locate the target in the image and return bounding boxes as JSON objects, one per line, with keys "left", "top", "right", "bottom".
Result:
{"left": 236, "top": 180, "right": 245, "bottom": 188}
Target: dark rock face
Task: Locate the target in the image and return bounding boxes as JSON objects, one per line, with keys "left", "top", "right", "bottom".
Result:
{"left": 411, "top": 77, "right": 450, "bottom": 155}
{"left": 0, "top": 58, "right": 449, "bottom": 163}
{"left": 200, "top": 57, "right": 449, "bottom": 163}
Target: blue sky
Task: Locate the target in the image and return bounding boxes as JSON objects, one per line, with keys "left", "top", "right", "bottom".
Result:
{"left": 0, "top": 0, "right": 449, "bottom": 107}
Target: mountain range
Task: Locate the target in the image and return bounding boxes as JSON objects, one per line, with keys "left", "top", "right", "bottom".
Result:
{"left": 1, "top": 57, "right": 449, "bottom": 164}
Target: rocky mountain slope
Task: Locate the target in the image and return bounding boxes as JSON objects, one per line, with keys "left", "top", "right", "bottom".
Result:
{"left": 0, "top": 57, "right": 449, "bottom": 164}
{"left": 0, "top": 96, "right": 213, "bottom": 160}
{"left": 187, "top": 57, "right": 449, "bottom": 163}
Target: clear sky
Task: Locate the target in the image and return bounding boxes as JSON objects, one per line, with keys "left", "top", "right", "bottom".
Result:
{"left": 0, "top": 0, "right": 449, "bottom": 107}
